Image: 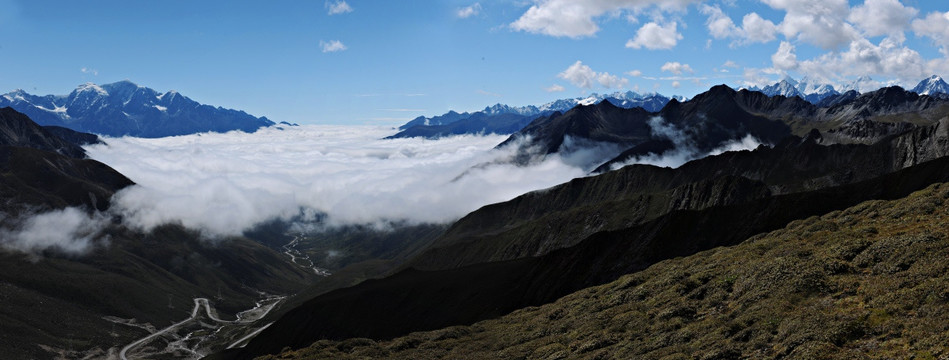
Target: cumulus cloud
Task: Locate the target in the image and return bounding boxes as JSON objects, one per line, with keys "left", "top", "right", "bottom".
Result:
{"left": 771, "top": 41, "right": 798, "bottom": 71}
{"left": 626, "top": 21, "right": 682, "bottom": 50}
{"left": 699, "top": 5, "right": 777, "bottom": 46}
{"left": 510, "top": 0, "right": 698, "bottom": 38}
{"left": 762, "top": 0, "right": 856, "bottom": 49}
{"left": 457, "top": 3, "right": 482, "bottom": 18}
{"left": 320, "top": 40, "right": 348, "bottom": 53}
{"left": 848, "top": 0, "right": 917, "bottom": 38}
{"left": 85, "top": 126, "right": 592, "bottom": 236}
{"left": 326, "top": 0, "right": 353, "bottom": 15}
{"left": 0, "top": 207, "right": 109, "bottom": 257}
{"left": 558, "top": 61, "right": 628, "bottom": 89}
{"left": 660, "top": 61, "right": 693, "bottom": 75}
{"left": 80, "top": 67, "right": 98, "bottom": 76}
{"left": 626, "top": 69, "right": 643, "bottom": 77}
{"left": 913, "top": 11, "right": 949, "bottom": 55}
{"left": 797, "top": 36, "right": 927, "bottom": 84}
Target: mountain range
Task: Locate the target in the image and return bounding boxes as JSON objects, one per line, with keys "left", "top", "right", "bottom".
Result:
{"left": 392, "top": 75, "right": 949, "bottom": 141}
{"left": 499, "top": 84, "right": 949, "bottom": 174}
{"left": 387, "top": 91, "right": 675, "bottom": 139}
{"left": 224, "top": 97, "right": 949, "bottom": 359}
{"left": 0, "top": 81, "right": 274, "bottom": 138}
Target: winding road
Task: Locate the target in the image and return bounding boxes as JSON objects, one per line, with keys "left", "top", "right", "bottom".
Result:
{"left": 118, "top": 296, "right": 282, "bottom": 360}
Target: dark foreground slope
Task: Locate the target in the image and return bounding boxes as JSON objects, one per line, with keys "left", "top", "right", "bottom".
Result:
{"left": 226, "top": 132, "right": 949, "bottom": 359}
{"left": 267, "top": 181, "right": 949, "bottom": 360}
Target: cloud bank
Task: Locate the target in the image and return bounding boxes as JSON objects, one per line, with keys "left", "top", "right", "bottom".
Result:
{"left": 611, "top": 116, "right": 764, "bottom": 170}
{"left": 85, "top": 126, "right": 590, "bottom": 237}
{"left": 0, "top": 207, "right": 110, "bottom": 257}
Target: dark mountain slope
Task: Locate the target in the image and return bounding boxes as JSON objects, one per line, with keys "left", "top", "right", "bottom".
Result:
{"left": 386, "top": 112, "right": 539, "bottom": 139}
{"left": 407, "top": 119, "right": 949, "bottom": 271}
{"left": 267, "top": 181, "right": 949, "bottom": 360}
{"left": 230, "top": 147, "right": 949, "bottom": 360}
{"left": 501, "top": 85, "right": 949, "bottom": 172}
{"left": 0, "top": 107, "right": 88, "bottom": 158}
{"left": 0, "top": 108, "right": 132, "bottom": 212}
{"left": 42, "top": 125, "right": 102, "bottom": 146}
{"left": 0, "top": 146, "right": 133, "bottom": 212}
{"left": 0, "top": 225, "right": 316, "bottom": 359}
{"left": 499, "top": 100, "right": 654, "bottom": 156}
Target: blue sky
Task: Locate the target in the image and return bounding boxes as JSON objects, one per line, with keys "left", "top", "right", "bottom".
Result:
{"left": 1, "top": 0, "right": 948, "bottom": 125}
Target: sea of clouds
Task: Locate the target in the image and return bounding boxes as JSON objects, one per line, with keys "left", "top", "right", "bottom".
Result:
{"left": 1, "top": 121, "right": 765, "bottom": 256}
{"left": 84, "top": 125, "right": 592, "bottom": 238}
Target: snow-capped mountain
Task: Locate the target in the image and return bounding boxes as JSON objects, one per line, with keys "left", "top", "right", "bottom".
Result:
{"left": 760, "top": 78, "right": 803, "bottom": 98}
{"left": 490, "top": 90, "right": 673, "bottom": 116}
{"left": 759, "top": 76, "right": 840, "bottom": 104}
{"left": 400, "top": 91, "right": 675, "bottom": 131}
{"left": 912, "top": 75, "right": 949, "bottom": 96}
{"left": 0, "top": 80, "right": 274, "bottom": 138}
{"left": 838, "top": 75, "right": 881, "bottom": 94}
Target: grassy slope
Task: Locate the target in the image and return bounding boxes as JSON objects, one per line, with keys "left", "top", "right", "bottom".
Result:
{"left": 265, "top": 182, "right": 949, "bottom": 360}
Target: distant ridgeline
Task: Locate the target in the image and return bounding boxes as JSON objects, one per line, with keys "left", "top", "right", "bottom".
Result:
{"left": 391, "top": 75, "right": 949, "bottom": 140}
{"left": 0, "top": 80, "right": 274, "bottom": 138}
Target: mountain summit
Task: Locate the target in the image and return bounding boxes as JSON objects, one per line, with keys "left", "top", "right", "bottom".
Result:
{"left": 912, "top": 75, "right": 949, "bottom": 96}
{"left": 0, "top": 81, "right": 274, "bottom": 138}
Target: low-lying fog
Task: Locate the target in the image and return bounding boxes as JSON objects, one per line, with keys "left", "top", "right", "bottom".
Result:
{"left": 85, "top": 125, "right": 589, "bottom": 237}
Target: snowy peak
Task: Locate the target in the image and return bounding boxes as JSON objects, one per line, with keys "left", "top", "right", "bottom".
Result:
{"left": 759, "top": 76, "right": 840, "bottom": 104}
{"left": 761, "top": 79, "right": 802, "bottom": 98}
{"left": 839, "top": 75, "right": 881, "bottom": 93}
{"left": 0, "top": 81, "right": 273, "bottom": 137}
{"left": 912, "top": 75, "right": 949, "bottom": 96}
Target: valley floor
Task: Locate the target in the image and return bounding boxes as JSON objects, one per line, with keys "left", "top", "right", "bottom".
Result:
{"left": 262, "top": 182, "right": 949, "bottom": 359}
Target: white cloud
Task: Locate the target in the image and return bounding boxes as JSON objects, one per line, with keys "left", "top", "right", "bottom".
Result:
{"left": 671, "top": 80, "right": 681, "bottom": 88}
{"left": 660, "top": 61, "right": 693, "bottom": 75}
{"left": 626, "top": 69, "right": 643, "bottom": 77}
{"left": 611, "top": 117, "right": 764, "bottom": 170}
{"left": 762, "top": 0, "right": 856, "bottom": 49}
{"left": 457, "top": 3, "right": 482, "bottom": 18}
{"left": 789, "top": 36, "right": 928, "bottom": 88}
{"left": 741, "top": 13, "right": 779, "bottom": 44}
{"left": 85, "top": 127, "right": 593, "bottom": 236}
{"left": 597, "top": 72, "right": 630, "bottom": 88}
{"left": 0, "top": 207, "right": 109, "bottom": 256}
{"left": 848, "top": 0, "right": 917, "bottom": 37}
{"left": 80, "top": 67, "right": 98, "bottom": 76}
{"left": 326, "top": 0, "right": 353, "bottom": 15}
{"left": 699, "top": 5, "right": 777, "bottom": 46}
{"left": 545, "top": 84, "right": 566, "bottom": 92}
{"left": 626, "top": 21, "right": 682, "bottom": 50}
{"left": 320, "top": 40, "right": 348, "bottom": 53}
{"left": 510, "top": 0, "right": 698, "bottom": 38}
{"left": 558, "top": 61, "right": 628, "bottom": 89}
{"left": 771, "top": 41, "right": 798, "bottom": 70}
{"left": 722, "top": 60, "right": 738, "bottom": 68}
{"left": 912, "top": 11, "right": 949, "bottom": 55}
